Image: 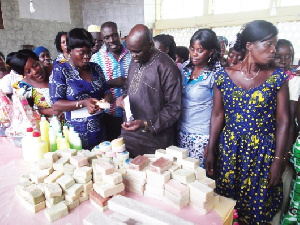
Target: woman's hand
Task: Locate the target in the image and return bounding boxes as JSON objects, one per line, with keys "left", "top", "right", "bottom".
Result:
{"left": 121, "top": 120, "right": 144, "bottom": 131}
{"left": 82, "top": 98, "right": 100, "bottom": 114}
{"left": 268, "top": 158, "right": 284, "bottom": 188}
{"left": 205, "top": 150, "right": 215, "bottom": 177}
{"left": 116, "top": 95, "right": 125, "bottom": 109}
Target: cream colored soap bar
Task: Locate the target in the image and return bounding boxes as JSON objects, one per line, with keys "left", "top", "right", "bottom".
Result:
{"left": 126, "top": 168, "right": 147, "bottom": 179}
{"left": 188, "top": 201, "right": 213, "bottom": 215}
{"left": 56, "top": 149, "right": 77, "bottom": 158}
{"left": 77, "top": 150, "right": 97, "bottom": 164}
{"left": 146, "top": 169, "right": 170, "bottom": 184}
{"left": 63, "top": 199, "right": 79, "bottom": 211}
{"left": 163, "top": 196, "right": 188, "bottom": 210}
{"left": 45, "top": 183, "right": 62, "bottom": 198}
{"left": 83, "top": 210, "right": 126, "bottom": 225}
{"left": 74, "top": 166, "right": 92, "bottom": 177}
{"left": 22, "top": 187, "right": 45, "bottom": 205}
{"left": 70, "top": 155, "right": 88, "bottom": 167}
{"left": 164, "top": 179, "right": 189, "bottom": 197}
{"left": 168, "top": 164, "right": 180, "bottom": 173}
{"left": 18, "top": 196, "right": 45, "bottom": 213}
{"left": 65, "top": 183, "right": 83, "bottom": 197}
{"left": 73, "top": 174, "right": 92, "bottom": 184}
{"left": 190, "top": 195, "right": 214, "bottom": 210}
{"left": 46, "top": 194, "right": 65, "bottom": 205}
{"left": 65, "top": 192, "right": 80, "bottom": 202}
{"left": 95, "top": 161, "right": 115, "bottom": 175}
{"left": 83, "top": 180, "right": 93, "bottom": 192}
{"left": 124, "top": 175, "right": 147, "bottom": 185}
{"left": 103, "top": 172, "right": 123, "bottom": 185}
{"left": 80, "top": 187, "right": 93, "bottom": 197}
{"left": 108, "top": 195, "right": 194, "bottom": 225}
{"left": 30, "top": 169, "right": 51, "bottom": 184}
{"left": 44, "top": 201, "right": 69, "bottom": 222}
{"left": 155, "top": 149, "right": 174, "bottom": 161}
{"left": 144, "top": 189, "right": 164, "bottom": 201}
{"left": 171, "top": 169, "right": 195, "bottom": 184}
{"left": 44, "top": 171, "right": 63, "bottom": 184}
{"left": 79, "top": 195, "right": 89, "bottom": 203}
{"left": 188, "top": 181, "right": 214, "bottom": 202}
{"left": 63, "top": 163, "right": 76, "bottom": 175}
{"left": 93, "top": 181, "right": 125, "bottom": 198}
{"left": 177, "top": 157, "right": 199, "bottom": 169}
{"left": 31, "top": 158, "right": 53, "bottom": 171}
{"left": 56, "top": 175, "right": 75, "bottom": 190}
{"left": 124, "top": 180, "right": 145, "bottom": 195}
{"left": 44, "top": 152, "right": 58, "bottom": 162}
{"left": 166, "top": 146, "right": 188, "bottom": 159}
{"left": 198, "top": 177, "right": 216, "bottom": 189}
{"left": 53, "top": 157, "right": 70, "bottom": 171}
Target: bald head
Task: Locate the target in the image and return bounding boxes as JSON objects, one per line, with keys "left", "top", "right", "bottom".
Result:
{"left": 127, "top": 24, "right": 152, "bottom": 46}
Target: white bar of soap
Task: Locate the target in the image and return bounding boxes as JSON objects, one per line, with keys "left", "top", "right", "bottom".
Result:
{"left": 18, "top": 195, "right": 45, "bottom": 213}
{"left": 30, "top": 170, "right": 50, "bottom": 184}
{"left": 198, "top": 177, "right": 216, "bottom": 189}
{"left": 108, "top": 195, "right": 194, "bottom": 225}
{"left": 74, "top": 166, "right": 92, "bottom": 178}
{"left": 65, "top": 192, "right": 80, "bottom": 202}
{"left": 155, "top": 149, "right": 174, "bottom": 161}
{"left": 83, "top": 180, "right": 93, "bottom": 192}
{"left": 73, "top": 174, "right": 92, "bottom": 184}
{"left": 103, "top": 172, "right": 123, "bottom": 185}
{"left": 166, "top": 146, "right": 188, "bottom": 159}
{"left": 44, "top": 152, "right": 58, "bottom": 162}
{"left": 65, "top": 183, "right": 83, "bottom": 197}
{"left": 187, "top": 180, "right": 214, "bottom": 202}
{"left": 146, "top": 170, "right": 171, "bottom": 185}
{"left": 44, "top": 201, "right": 69, "bottom": 222}
{"left": 63, "top": 199, "right": 79, "bottom": 211}
{"left": 177, "top": 157, "right": 199, "bottom": 169}
{"left": 63, "top": 163, "right": 76, "bottom": 175}
{"left": 56, "top": 149, "right": 77, "bottom": 158}
{"left": 93, "top": 181, "right": 125, "bottom": 198}
{"left": 83, "top": 210, "right": 126, "bottom": 225}
{"left": 164, "top": 179, "right": 189, "bottom": 197}
{"left": 53, "top": 157, "right": 70, "bottom": 171}
{"left": 56, "top": 175, "right": 75, "bottom": 190}
{"left": 171, "top": 169, "right": 195, "bottom": 184}
{"left": 44, "top": 170, "right": 63, "bottom": 184}
{"left": 46, "top": 194, "right": 65, "bottom": 205}
{"left": 45, "top": 183, "right": 62, "bottom": 198}
{"left": 31, "top": 158, "right": 53, "bottom": 171}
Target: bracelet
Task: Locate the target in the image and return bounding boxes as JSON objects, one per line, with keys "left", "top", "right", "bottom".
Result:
{"left": 142, "top": 120, "right": 149, "bottom": 132}
{"left": 76, "top": 101, "right": 82, "bottom": 108}
{"left": 274, "top": 156, "right": 285, "bottom": 160}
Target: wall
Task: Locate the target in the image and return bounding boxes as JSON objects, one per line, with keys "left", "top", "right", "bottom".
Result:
{"left": 0, "top": 0, "right": 83, "bottom": 57}
{"left": 82, "top": 0, "right": 144, "bottom": 38}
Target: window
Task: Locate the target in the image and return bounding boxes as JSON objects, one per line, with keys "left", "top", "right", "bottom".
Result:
{"left": 280, "top": 0, "right": 300, "bottom": 7}
{"left": 213, "top": 0, "right": 269, "bottom": 14}
{"left": 161, "top": 0, "right": 204, "bottom": 20}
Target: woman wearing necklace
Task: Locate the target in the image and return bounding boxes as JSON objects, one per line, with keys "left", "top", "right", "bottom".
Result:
{"left": 206, "top": 20, "right": 289, "bottom": 224}
{"left": 50, "top": 28, "right": 112, "bottom": 150}
{"left": 178, "top": 29, "right": 221, "bottom": 167}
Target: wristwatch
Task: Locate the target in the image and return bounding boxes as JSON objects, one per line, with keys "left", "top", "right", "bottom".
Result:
{"left": 142, "top": 120, "right": 149, "bottom": 132}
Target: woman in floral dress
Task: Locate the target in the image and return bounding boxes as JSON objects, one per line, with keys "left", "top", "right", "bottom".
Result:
{"left": 206, "top": 20, "right": 290, "bottom": 224}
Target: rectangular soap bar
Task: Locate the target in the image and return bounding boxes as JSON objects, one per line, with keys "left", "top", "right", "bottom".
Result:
{"left": 90, "top": 198, "right": 109, "bottom": 212}
{"left": 44, "top": 152, "right": 58, "bottom": 162}
{"left": 164, "top": 189, "right": 189, "bottom": 205}
{"left": 187, "top": 180, "right": 214, "bottom": 202}
{"left": 163, "top": 196, "right": 188, "bottom": 210}
{"left": 70, "top": 155, "right": 88, "bottom": 167}
{"left": 126, "top": 169, "right": 147, "bottom": 179}
{"left": 65, "top": 192, "right": 80, "bottom": 202}
{"left": 164, "top": 179, "right": 189, "bottom": 197}
{"left": 56, "top": 149, "right": 77, "bottom": 158}
{"left": 89, "top": 190, "right": 110, "bottom": 207}
{"left": 189, "top": 194, "right": 214, "bottom": 210}
{"left": 83, "top": 180, "right": 93, "bottom": 192}
{"left": 63, "top": 163, "right": 76, "bottom": 175}
{"left": 93, "top": 181, "right": 125, "bottom": 198}
{"left": 44, "top": 171, "right": 63, "bottom": 184}
{"left": 31, "top": 158, "right": 53, "bottom": 171}
{"left": 198, "top": 177, "right": 216, "bottom": 189}
{"left": 45, "top": 183, "right": 62, "bottom": 198}
{"left": 18, "top": 196, "right": 45, "bottom": 213}
{"left": 171, "top": 169, "right": 195, "bottom": 184}
{"left": 22, "top": 187, "right": 45, "bottom": 205}
{"left": 77, "top": 150, "right": 97, "bottom": 164}
{"left": 74, "top": 166, "right": 92, "bottom": 178}
{"left": 103, "top": 172, "right": 123, "bottom": 185}
{"left": 44, "top": 201, "right": 69, "bottom": 222}
{"left": 63, "top": 199, "right": 79, "bottom": 211}
{"left": 129, "top": 155, "right": 149, "bottom": 171}
{"left": 108, "top": 195, "right": 194, "bottom": 225}
{"left": 30, "top": 169, "right": 50, "bottom": 184}
{"left": 155, "top": 149, "right": 174, "bottom": 161}
{"left": 56, "top": 175, "right": 75, "bottom": 190}
{"left": 73, "top": 174, "right": 92, "bottom": 184}
{"left": 53, "top": 157, "right": 70, "bottom": 171}
{"left": 166, "top": 146, "right": 188, "bottom": 159}
{"left": 168, "top": 164, "right": 180, "bottom": 173}
{"left": 146, "top": 170, "right": 171, "bottom": 185}
{"left": 150, "top": 157, "right": 172, "bottom": 174}
{"left": 177, "top": 157, "right": 200, "bottom": 169}
{"left": 46, "top": 194, "right": 65, "bottom": 205}
{"left": 124, "top": 180, "right": 145, "bottom": 195}
{"left": 65, "top": 183, "right": 83, "bottom": 197}
{"left": 188, "top": 201, "right": 213, "bottom": 215}
{"left": 83, "top": 210, "right": 125, "bottom": 225}
{"left": 95, "top": 161, "right": 115, "bottom": 175}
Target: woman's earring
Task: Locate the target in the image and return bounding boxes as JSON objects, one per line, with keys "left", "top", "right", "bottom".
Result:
{"left": 208, "top": 57, "right": 211, "bottom": 63}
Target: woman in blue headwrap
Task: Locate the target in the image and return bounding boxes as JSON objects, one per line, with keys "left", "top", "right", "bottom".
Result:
{"left": 33, "top": 46, "right": 52, "bottom": 67}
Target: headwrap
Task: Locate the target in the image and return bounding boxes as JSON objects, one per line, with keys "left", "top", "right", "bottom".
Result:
{"left": 217, "top": 36, "right": 228, "bottom": 46}
{"left": 33, "top": 46, "right": 49, "bottom": 57}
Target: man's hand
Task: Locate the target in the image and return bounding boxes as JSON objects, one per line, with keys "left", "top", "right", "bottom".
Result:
{"left": 107, "top": 77, "right": 127, "bottom": 87}
{"left": 116, "top": 95, "right": 125, "bottom": 109}
{"left": 121, "top": 120, "right": 144, "bottom": 131}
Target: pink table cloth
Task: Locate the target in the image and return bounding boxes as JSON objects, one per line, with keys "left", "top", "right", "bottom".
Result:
{"left": 0, "top": 137, "right": 224, "bottom": 225}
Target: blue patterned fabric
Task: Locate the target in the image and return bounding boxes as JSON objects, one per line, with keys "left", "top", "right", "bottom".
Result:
{"left": 49, "top": 62, "right": 109, "bottom": 149}
{"left": 214, "top": 67, "right": 288, "bottom": 224}
{"left": 91, "top": 46, "right": 131, "bottom": 117}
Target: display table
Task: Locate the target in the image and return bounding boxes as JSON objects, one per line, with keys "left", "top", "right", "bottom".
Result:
{"left": 0, "top": 137, "right": 234, "bottom": 225}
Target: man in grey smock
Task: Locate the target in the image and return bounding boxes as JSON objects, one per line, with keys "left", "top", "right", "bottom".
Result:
{"left": 116, "top": 24, "right": 182, "bottom": 158}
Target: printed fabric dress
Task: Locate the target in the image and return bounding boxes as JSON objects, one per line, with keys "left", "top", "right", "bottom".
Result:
{"left": 49, "top": 62, "right": 110, "bottom": 150}
{"left": 214, "top": 67, "right": 287, "bottom": 224}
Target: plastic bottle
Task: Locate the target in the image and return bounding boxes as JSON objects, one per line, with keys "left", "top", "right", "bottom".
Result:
{"left": 72, "top": 131, "right": 82, "bottom": 150}
{"left": 62, "top": 125, "right": 69, "bottom": 143}
{"left": 50, "top": 114, "right": 61, "bottom": 134}
{"left": 56, "top": 131, "right": 63, "bottom": 150}
{"left": 22, "top": 127, "right": 33, "bottom": 161}
{"left": 40, "top": 115, "right": 49, "bottom": 152}
{"left": 29, "top": 131, "right": 48, "bottom": 162}
{"left": 49, "top": 126, "right": 57, "bottom": 152}
{"left": 60, "top": 135, "right": 70, "bottom": 150}
{"left": 69, "top": 125, "right": 75, "bottom": 149}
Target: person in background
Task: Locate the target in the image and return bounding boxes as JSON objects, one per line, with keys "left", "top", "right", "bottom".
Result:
{"left": 206, "top": 20, "right": 289, "bottom": 224}
{"left": 53, "top": 31, "right": 68, "bottom": 65}
{"left": 116, "top": 24, "right": 182, "bottom": 158}
{"left": 88, "top": 25, "right": 103, "bottom": 55}
{"left": 153, "top": 34, "right": 176, "bottom": 61}
{"left": 275, "top": 39, "right": 300, "bottom": 224}
{"left": 178, "top": 29, "right": 221, "bottom": 167}
{"left": 10, "top": 50, "right": 59, "bottom": 117}
{"left": 225, "top": 41, "right": 245, "bottom": 67}
{"left": 33, "top": 46, "right": 52, "bottom": 67}
{"left": 91, "top": 21, "right": 131, "bottom": 141}
{"left": 0, "top": 51, "right": 10, "bottom": 79}
{"left": 50, "top": 28, "right": 112, "bottom": 150}
{"left": 175, "top": 46, "right": 189, "bottom": 70}
{"left": 217, "top": 36, "right": 228, "bottom": 67}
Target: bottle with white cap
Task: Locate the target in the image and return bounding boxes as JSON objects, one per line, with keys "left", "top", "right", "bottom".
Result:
{"left": 40, "top": 115, "right": 49, "bottom": 151}
{"left": 69, "top": 125, "right": 75, "bottom": 149}
{"left": 49, "top": 125, "right": 57, "bottom": 152}
{"left": 29, "top": 131, "right": 48, "bottom": 162}
{"left": 72, "top": 131, "right": 82, "bottom": 150}
{"left": 50, "top": 114, "right": 61, "bottom": 133}
{"left": 22, "top": 127, "right": 33, "bottom": 161}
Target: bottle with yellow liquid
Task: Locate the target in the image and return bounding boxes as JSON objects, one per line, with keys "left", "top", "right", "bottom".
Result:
{"left": 49, "top": 126, "right": 57, "bottom": 152}
{"left": 56, "top": 131, "right": 62, "bottom": 150}
{"left": 72, "top": 131, "right": 82, "bottom": 150}
{"left": 30, "top": 131, "right": 48, "bottom": 162}
{"left": 40, "top": 115, "right": 49, "bottom": 152}
{"left": 69, "top": 125, "right": 75, "bottom": 149}
{"left": 60, "top": 135, "right": 70, "bottom": 150}
{"left": 62, "top": 125, "right": 69, "bottom": 143}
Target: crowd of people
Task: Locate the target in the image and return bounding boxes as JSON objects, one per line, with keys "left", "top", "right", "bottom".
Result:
{"left": 0, "top": 19, "right": 300, "bottom": 224}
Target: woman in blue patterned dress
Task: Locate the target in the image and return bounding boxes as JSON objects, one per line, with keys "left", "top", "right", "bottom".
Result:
{"left": 206, "top": 20, "right": 290, "bottom": 224}
{"left": 50, "top": 28, "right": 112, "bottom": 150}
{"left": 178, "top": 29, "right": 222, "bottom": 167}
